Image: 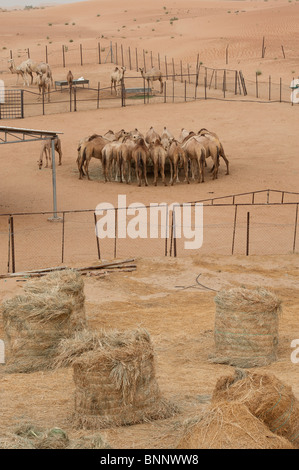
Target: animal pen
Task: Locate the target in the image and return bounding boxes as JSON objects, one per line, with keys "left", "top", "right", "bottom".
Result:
{"left": 0, "top": 189, "right": 298, "bottom": 275}
{"left": 2, "top": 40, "right": 296, "bottom": 119}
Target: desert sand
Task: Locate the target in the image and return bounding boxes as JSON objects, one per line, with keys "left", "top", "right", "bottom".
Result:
{"left": 0, "top": 0, "right": 299, "bottom": 450}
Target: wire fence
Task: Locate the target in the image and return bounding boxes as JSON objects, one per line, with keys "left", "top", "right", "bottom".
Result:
{"left": 0, "top": 190, "right": 298, "bottom": 274}
{"left": 2, "top": 40, "right": 296, "bottom": 119}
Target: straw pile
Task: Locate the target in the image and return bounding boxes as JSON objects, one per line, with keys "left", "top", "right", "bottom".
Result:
{"left": 55, "top": 328, "right": 177, "bottom": 429}
{"left": 1, "top": 270, "right": 87, "bottom": 373}
{"left": 212, "top": 369, "right": 299, "bottom": 448}
{"left": 24, "top": 269, "right": 87, "bottom": 330}
{"left": 66, "top": 434, "right": 111, "bottom": 449}
{"left": 1, "top": 290, "right": 75, "bottom": 373}
{"left": 210, "top": 287, "right": 281, "bottom": 368}
{"left": 14, "top": 424, "right": 69, "bottom": 449}
{"left": 176, "top": 402, "right": 294, "bottom": 449}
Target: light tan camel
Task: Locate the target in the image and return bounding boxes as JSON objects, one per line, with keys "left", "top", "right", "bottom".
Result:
{"left": 117, "top": 135, "right": 136, "bottom": 184}
{"left": 8, "top": 59, "right": 30, "bottom": 86}
{"left": 131, "top": 137, "right": 149, "bottom": 187}
{"left": 81, "top": 136, "right": 110, "bottom": 180}
{"left": 198, "top": 128, "right": 229, "bottom": 175}
{"left": 128, "top": 128, "right": 144, "bottom": 141}
{"left": 67, "top": 70, "right": 73, "bottom": 89}
{"left": 101, "top": 140, "right": 124, "bottom": 182}
{"left": 161, "top": 126, "right": 174, "bottom": 141}
{"left": 38, "top": 137, "right": 62, "bottom": 169}
{"left": 145, "top": 126, "right": 161, "bottom": 145}
{"left": 192, "top": 135, "right": 219, "bottom": 180}
{"left": 110, "top": 66, "right": 126, "bottom": 94}
{"left": 149, "top": 139, "right": 167, "bottom": 186}
{"left": 179, "top": 128, "right": 192, "bottom": 143}
{"left": 139, "top": 67, "right": 163, "bottom": 93}
{"left": 182, "top": 137, "right": 206, "bottom": 183}
{"left": 29, "top": 60, "right": 53, "bottom": 85}
{"left": 36, "top": 74, "right": 51, "bottom": 102}
{"left": 168, "top": 139, "right": 189, "bottom": 185}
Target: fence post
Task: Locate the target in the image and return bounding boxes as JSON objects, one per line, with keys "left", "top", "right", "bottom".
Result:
{"left": 121, "top": 44, "right": 124, "bottom": 67}
{"left": 231, "top": 205, "right": 238, "bottom": 255}
{"left": 97, "top": 81, "right": 100, "bottom": 109}
{"left": 69, "top": 85, "right": 72, "bottom": 112}
{"left": 165, "top": 56, "right": 168, "bottom": 79}
{"left": 62, "top": 45, "right": 65, "bottom": 67}
{"left": 121, "top": 77, "right": 126, "bottom": 107}
{"left": 42, "top": 88, "right": 45, "bottom": 115}
{"left": 164, "top": 81, "right": 167, "bottom": 103}
{"left": 180, "top": 60, "right": 183, "bottom": 83}
{"left": 61, "top": 212, "right": 65, "bottom": 263}
{"left": 184, "top": 80, "right": 187, "bottom": 102}
{"left": 223, "top": 70, "right": 226, "bottom": 98}
{"left": 115, "top": 42, "right": 118, "bottom": 64}
{"left": 187, "top": 64, "right": 190, "bottom": 84}
{"left": 226, "top": 44, "right": 229, "bottom": 65}
{"left": 135, "top": 48, "right": 138, "bottom": 71}
{"left": 10, "top": 50, "right": 13, "bottom": 59}
{"left": 45, "top": 45, "right": 48, "bottom": 63}
{"left": 172, "top": 58, "right": 175, "bottom": 80}
{"left": 21, "top": 90, "right": 24, "bottom": 119}
{"left": 246, "top": 211, "right": 250, "bottom": 256}
{"left": 80, "top": 43, "right": 83, "bottom": 66}
{"left": 143, "top": 78, "right": 146, "bottom": 104}
{"left": 143, "top": 49, "right": 146, "bottom": 72}
{"left": 293, "top": 203, "right": 298, "bottom": 253}
{"left": 94, "top": 212, "right": 101, "bottom": 260}
{"left": 10, "top": 216, "right": 15, "bottom": 273}
{"left": 204, "top": 76, "right": 207, "bottom": 100}
{"left": 114, "top": 208, "right": 118, "bottom": 258}
{"left": 27, "top": 48, "right": 30, "bottom": 59}
{"left": 73, "top": 86, "right": 77, "bottom": 112}
{"left": 128, "top": 46, "right": 132, "bottom": 70}
{"left": 256, "top": 72, "right": 259, "bottom": 98}
{"left": 7, "top": 216, "right": 11, "bottom": 272}
{"left": 98, "top": 42, "right": 101, "bottom": 64}
{"left": 235, "top": 70, "right": 238, "bottom": 95}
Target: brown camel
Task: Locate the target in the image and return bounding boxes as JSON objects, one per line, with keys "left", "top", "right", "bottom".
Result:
{"left": 36, "top": 74, "right": 51, "bottom": 102}
{"left": 131, "top": 137, "right": 149, "bottom": 187}
{"left": 149, "top": 139, "right": 167, "bottom": 186}
{"left": 77, "top": 134, "right": 101, "bottom": 179}
{"left": 116, "top": 135, "right": 136, "bottom": 184}
{"left": 80, "top": 135, "right": 110, "bottom": 180}
{"left": 168, "top": 139, "right": 189, "bottom": 185}
{"left": 38, "top": 137, "right": 62, "bottom": 169}
{"left": 139, "top": 67, "right": 163, "bottom": 93}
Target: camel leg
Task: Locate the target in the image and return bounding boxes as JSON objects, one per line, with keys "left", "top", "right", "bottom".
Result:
{"left": 184, "top": 158, "right": 190, "bottom": 184}
{"left": 221, "top": 152, "right": 229, "bottom": 175}
{"left": 144, "top": 159, "right": 148, "bottom": 186}
{"left": 169, "top": 159, "right": 174, "bottom": 186}
{"left": 162, "top": 164, "right": 167, "bottom": 186}
{"left": 153, "top": 163, "right": 158, "bottom": 187}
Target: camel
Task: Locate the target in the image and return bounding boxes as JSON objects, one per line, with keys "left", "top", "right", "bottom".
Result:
{"left": 110, "top": 66, "right": 126, "bottom": 95}
{"left": 145, "top": 126, "right": 160, "bottom": 145}
{"left": 36, "top": 74, "right": 51, "bottom": 102}
{"left": 38, "top": 137, "right": 62, "bottom": 169}
{"left": 67, "top": 70, "right": 73, "bottom": 89}
{"left": 161, "top": 126, "right": 174, "bottom": 142}
{"left": 167, "top": 139, "right": 189, "bottom": 185}
{"left": 149, "top": 139, "right": 167, "bottom": 186}
{"left": 197, "top": 128, "right": 229, "bottom": 175}
{"left": 179, "top": 128, "right": 192, "bottom": 143}
{"left": 139, "top": 67, "right": 163, "bottom": 94}
{"left": 182, "top": 137, "right": 206, "bottom": 183}
{"left": 8, "top": 59, "right": 30, "bottom": 86}
{"left": 77, "top": 134, "right": 101, "bottom": 179}
{"left": 128, "top": 128, "right": 144, "bottom": 141}
{"left": 131, "top": 137, "right": 149, "bottom": 187}
{"left": 81, "top": 135, "right": 110, "bottom": 180}
{"left": 29, "top": 61, "right": 53, "bottom": 85}
{"left": 117, "top": 135, "right": 136, "bottom": 184}
{"left": 192, "top": 135, "right": 219, "bottom": 180}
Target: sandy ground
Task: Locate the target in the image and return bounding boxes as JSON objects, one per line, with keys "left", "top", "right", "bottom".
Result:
{"left": 0, "top": 0, "right": 299, "bottom": 450}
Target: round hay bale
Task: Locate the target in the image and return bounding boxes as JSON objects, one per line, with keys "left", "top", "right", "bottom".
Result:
{"left": 24, "top": 269, "right": 87, "bottom": 330}
{"left": 212, "top": 369, "right": 299, "bottom": 448}
{"left": 176, "top": 402, "right": 294, "bottom": 449}
{"left": 210, "top": 287, "right": 281, "bottom": 368}
{"left": 56, "top": 328, "right": 177, "bottom": 429}
{"left": 1, "top": 290, "right": 76, "bottom": 373}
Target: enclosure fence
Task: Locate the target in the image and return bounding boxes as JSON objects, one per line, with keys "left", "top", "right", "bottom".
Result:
{"left": 1, "top": 40, "right": 296, "bottom": 119}
{"left": 0, "top": 190, "right": 298, "bottom": 274}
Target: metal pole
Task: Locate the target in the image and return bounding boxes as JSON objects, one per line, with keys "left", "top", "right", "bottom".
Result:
{"left": 128, "top": 46, "right": 132, "bottom": 70}
{"left": 80, "top": 43, "right": 83, "bottom": 66}
{"left": 97, "top": 81, "right": 100, "bottom": 109}
{"left": 231, "top": 205, "right": 238, "bottom": 255}
{"left": 61, "top": 212, "right": 65, "bottom": 263}
{"left": 7, "top": 216, "right": 11, "bottom": 272}
{"left": 246, "top": 211, "right": 250, "bottom": 256}
{"left": 62, "top": 45, "right": 65, "bottom": 67}
{"left": 45, "top": 45, "right": 48, "bottom": 63}
{"left": 10, "top": 216, "right": 15, "bottom": 273}
{"left": 50, "top": 137, "right": 58, "bottom": 220}
{"left": 94, "top": 212, "right": 101, "bottom": 260}
{"left": 293, "top": 203, "right": 298, "bottom": 253}
{"left": 114, "top": 209, "right": 118, "bottom": 258}
{"left": 98, "top": 42, "right": 101, "bottom": 64}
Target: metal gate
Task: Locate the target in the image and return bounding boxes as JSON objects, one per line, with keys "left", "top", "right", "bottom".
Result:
{"left": 0, "top": 89, "right": 24, "bottom": 119}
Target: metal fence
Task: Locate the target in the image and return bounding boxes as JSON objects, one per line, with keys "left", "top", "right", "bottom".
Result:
{"left": 0, "top": 89, "right": 23, "bottom": 119}
{"left": 0, "top": 190, "right": 298, "bottom": 274}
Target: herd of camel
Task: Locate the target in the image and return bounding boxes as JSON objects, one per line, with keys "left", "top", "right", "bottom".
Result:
{"left": 8, "top": 57, "right": 165, "bottom": 100}
{"left": 75, "top": 127, "right": 229, "bottom": 186}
